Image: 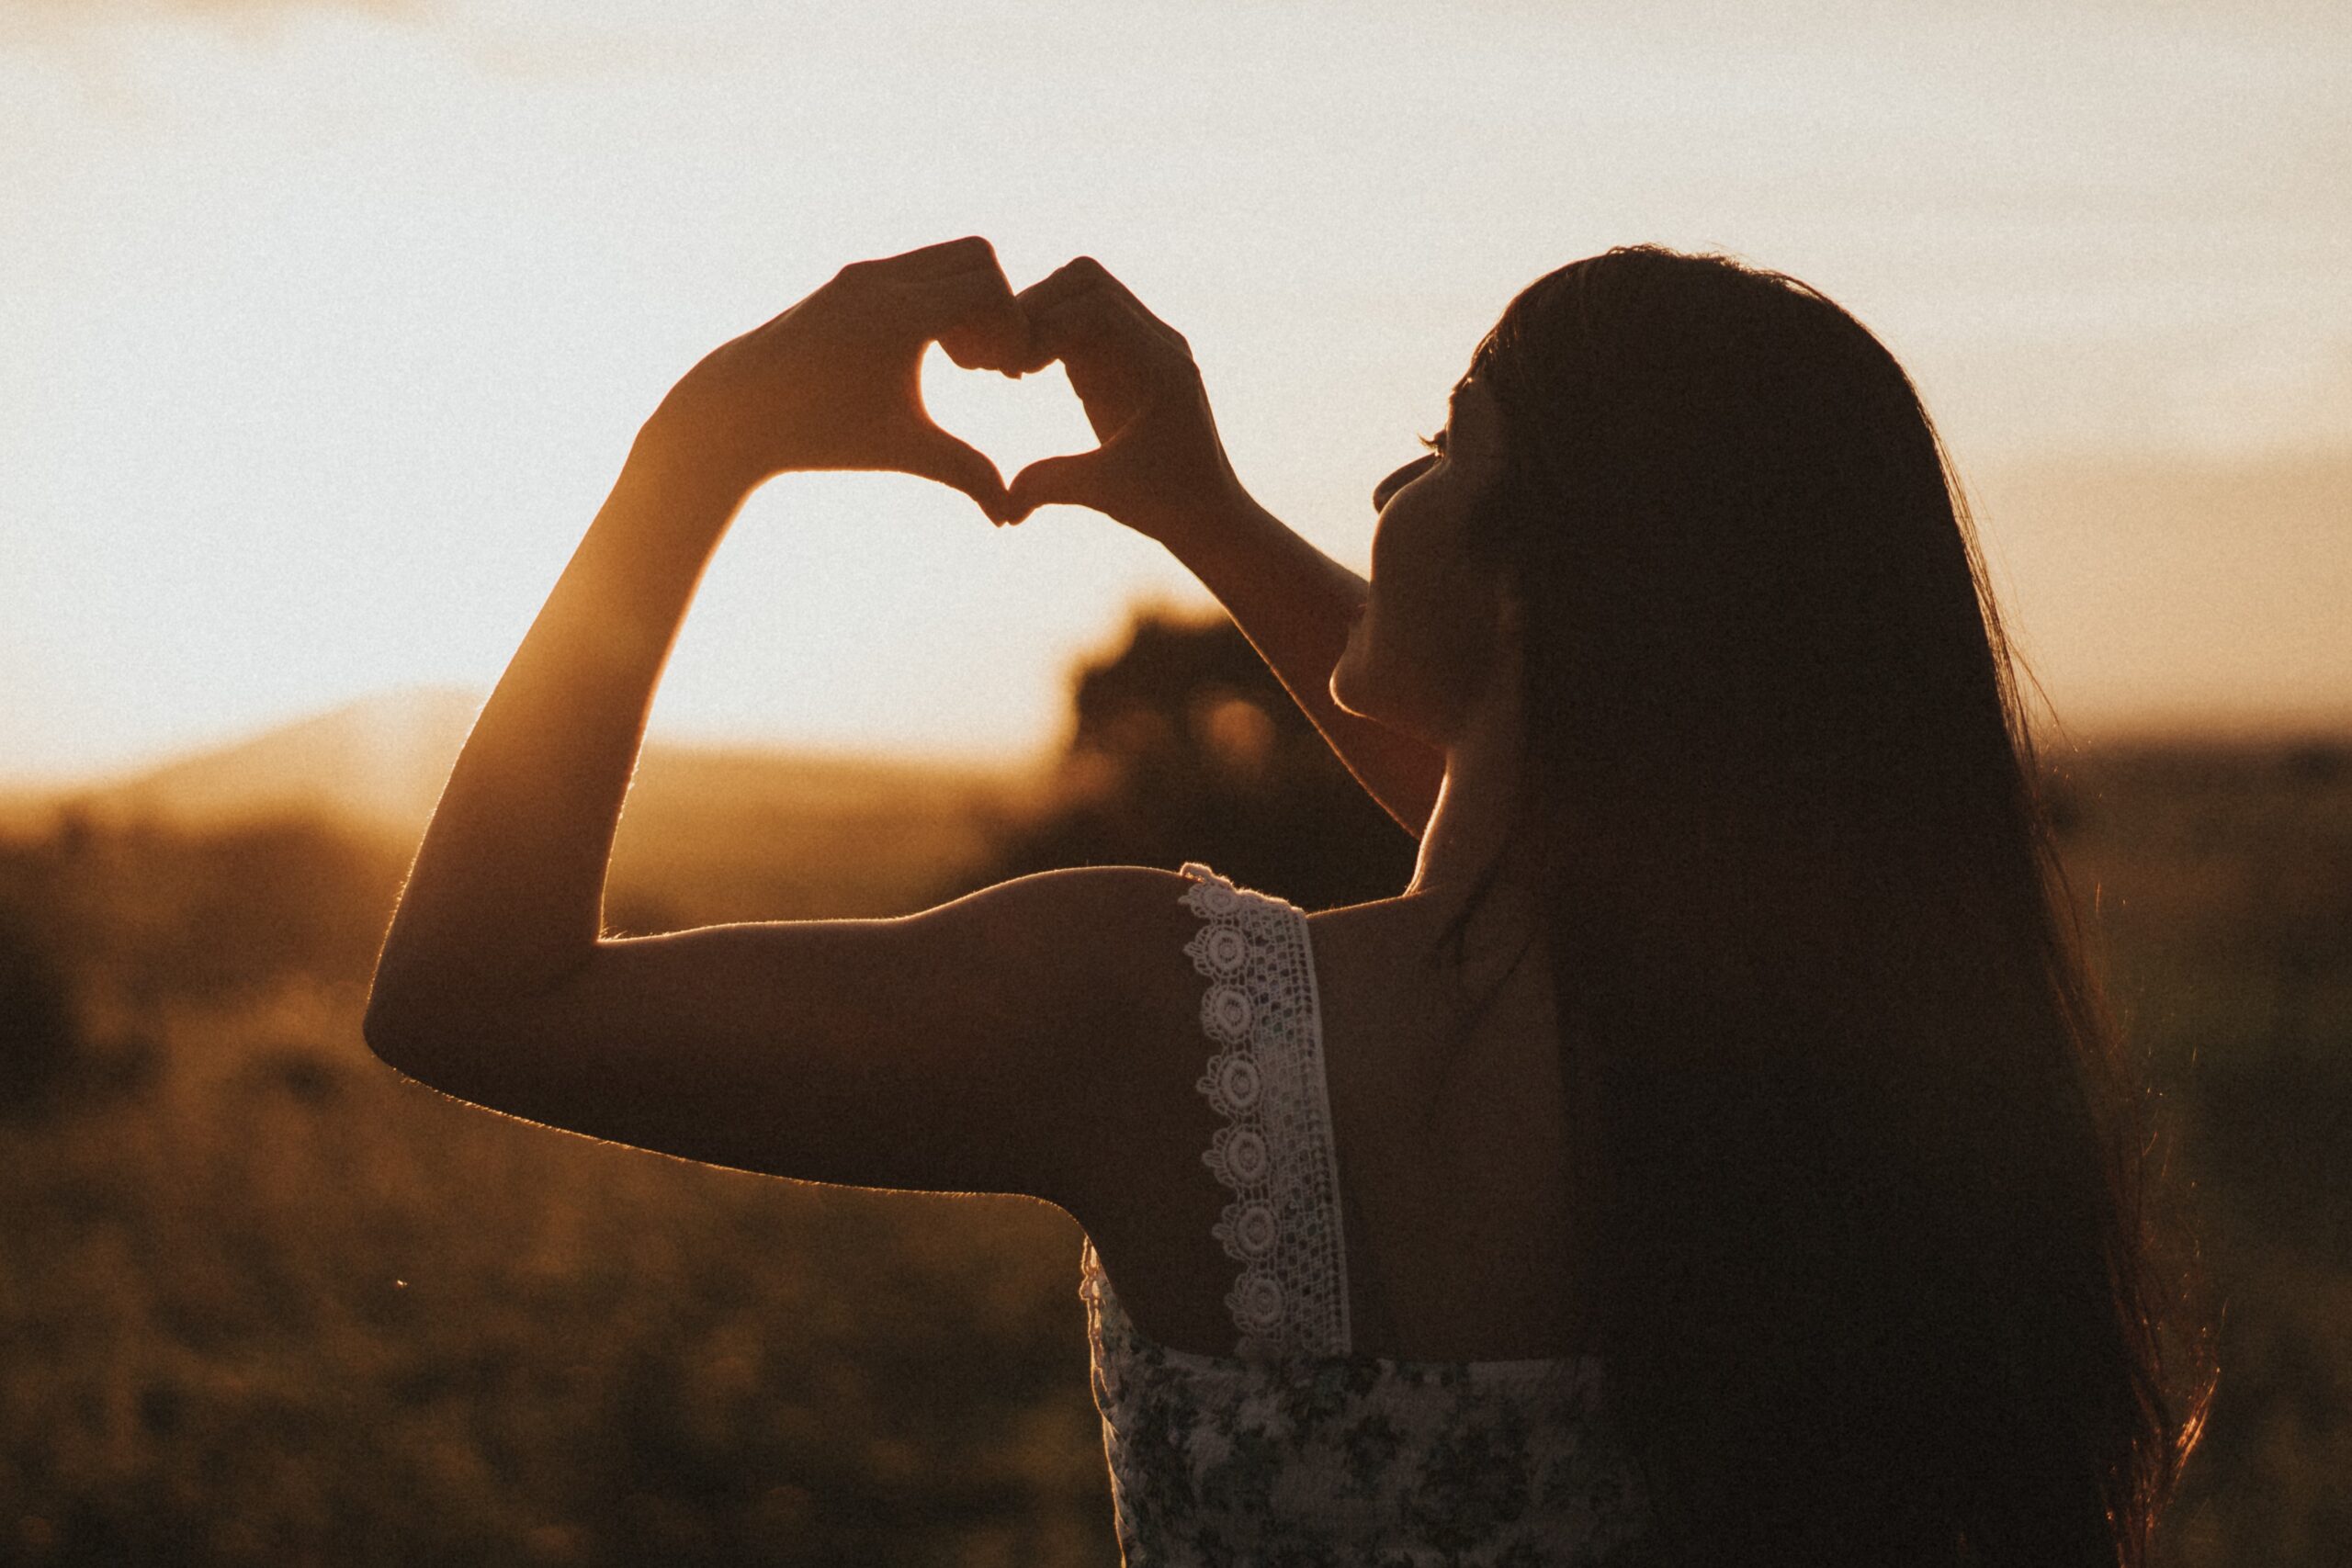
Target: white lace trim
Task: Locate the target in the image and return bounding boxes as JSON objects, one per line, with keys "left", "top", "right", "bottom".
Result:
{"left": 1178, "top": 862, "right": 1351, "bottom": 1360}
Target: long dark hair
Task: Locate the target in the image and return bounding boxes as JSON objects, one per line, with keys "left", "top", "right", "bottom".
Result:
{"left": 1440, "top": 246, "right": 2212, "bottom": 1565}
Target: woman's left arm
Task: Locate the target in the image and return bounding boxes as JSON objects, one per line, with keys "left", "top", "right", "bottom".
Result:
{"left": 362, "top": 429, "right": 736, "bottom": 1044}
{"left": 363, "top": 239, "right": 1172, "bottom": 1205}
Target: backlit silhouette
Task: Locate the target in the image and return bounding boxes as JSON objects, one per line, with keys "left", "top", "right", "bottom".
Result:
{"left": 365, "top": 237, "right": 2212, "bottom": 1565}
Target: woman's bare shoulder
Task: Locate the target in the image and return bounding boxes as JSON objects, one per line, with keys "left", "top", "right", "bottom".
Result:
{"left": 944, "top": 863, "right": 1204, "bottom": 973}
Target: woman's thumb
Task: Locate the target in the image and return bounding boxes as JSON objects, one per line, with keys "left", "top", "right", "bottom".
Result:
{"left": 902, "top": 426, "right": 1010, "bottom": 524}
{"left": 1004, "top": 451, "right": 1103, "bottom": 525}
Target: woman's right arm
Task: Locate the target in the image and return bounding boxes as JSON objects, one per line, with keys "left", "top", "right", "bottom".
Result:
{"left": 1152, "top": 488, "right": 1443, "bottom": 840}
{"left": 1001, "top": 258, "right": 1444, "bottom": 839}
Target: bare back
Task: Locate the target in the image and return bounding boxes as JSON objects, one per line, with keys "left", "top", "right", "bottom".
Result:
{"left": 1068, "top": 872, "right": 1591, "bottom": 1363}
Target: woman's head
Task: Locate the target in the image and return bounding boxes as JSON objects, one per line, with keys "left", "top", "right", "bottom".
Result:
{"left": 1341, "top": 246, "right": 2018, "bottom": 808}
{"left": 1483, "top": 250, "right": 2018, "bottom": 820}
{"left": 1386, "top": 245, "right": 2211, "bottom": 1565}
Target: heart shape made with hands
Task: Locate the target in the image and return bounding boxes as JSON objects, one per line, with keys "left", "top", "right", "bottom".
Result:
{"left": 918, "top": 344, "right": 1102, "bottom": 517}
{"left": 896, "top": 251, "right": 1209, "bottom": 530}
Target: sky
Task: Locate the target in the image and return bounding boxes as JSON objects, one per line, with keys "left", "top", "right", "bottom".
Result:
{"left": 3, "top": 0, "right": 2346, "bottom": 782}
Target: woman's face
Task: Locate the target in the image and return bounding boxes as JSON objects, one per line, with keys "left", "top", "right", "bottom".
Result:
{"left": 1330, "top": 377, "right": 1513, "bottom": 748}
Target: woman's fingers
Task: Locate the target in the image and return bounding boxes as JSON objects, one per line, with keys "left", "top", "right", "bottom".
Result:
{"left": 820, "top": 237, "right": 1024, "bottom": 513}
{"left": 1015, "top": 256, "right": 1181, "bottom": 343}
{"left": 780, "top": 243, "right": 1196, "bottom": 525}
{"left": 899, "top": 421, "right": 1012, "bottom": 524}
{"left": 1006, "top": 256, "right": 1186, "bottom": 376}
{"left": 1003, "top": 447, "right": 1108, "bottom": 523}
{"left": 653, "top": 236, "right": 1048, "bottom": 502}
{"left": 1026, "top": 287, "right": 1127, "bottom": 369}
{"left": 868, "top": 233, "right": 1003, "bottom": 281}
{"left": 1005, "top": 276, "right": 1096, "bottom": 376}
{"left": 895, "top": 248, "right": 1028, "bottom": 373}
{"left": 1076, "top": 262, "right": 1190, "bottom": 355}
{"left": 1008, "top": 257, "right": 1105, "bottom": 333}
{"left": 991, "top": 255, "right": 1229, "bottom": 531}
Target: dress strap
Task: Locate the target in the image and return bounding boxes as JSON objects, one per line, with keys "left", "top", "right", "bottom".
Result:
{"left": 1177, "top": 862, "right": 1351, "bottom": 1359}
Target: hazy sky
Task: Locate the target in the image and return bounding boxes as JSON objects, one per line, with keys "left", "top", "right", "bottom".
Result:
{"left": 4, "top": 0, "right": 2346, "bottom": 781}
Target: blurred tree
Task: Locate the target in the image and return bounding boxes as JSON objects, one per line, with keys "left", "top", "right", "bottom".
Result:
{"left": 0, "top": 900, "right": 77, "bottom": 1115}
{"left": 974, "top": 609, "right": 1419, "bottom": 910}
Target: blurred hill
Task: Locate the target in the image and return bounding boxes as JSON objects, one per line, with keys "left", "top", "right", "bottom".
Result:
{"left": 5, "top": 687, "right": 1030, "bottom": 829}
{"left": 0, "top": 687, "right": 1049, "bottom": 931}
{"left": 28, "top": 686, "right": 490, "bottom": 833}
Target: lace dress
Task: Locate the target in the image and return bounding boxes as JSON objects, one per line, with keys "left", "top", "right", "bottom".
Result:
{"left": 1078, "top": 863, "right": 1653, "bottom": 1565}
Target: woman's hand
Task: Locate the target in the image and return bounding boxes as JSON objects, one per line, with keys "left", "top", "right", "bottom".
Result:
{"left": 647, "top": 236, "right": 1030, "bottom": 521}
{"left": 1001, "top": 257, "right": 1248, "bottom": 543}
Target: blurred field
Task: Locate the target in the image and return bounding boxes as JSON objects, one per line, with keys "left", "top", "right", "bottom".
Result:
{"left": 2041, "top": 738, "right": 2352, "bottom": 1566}
{"left": 0, "top": 716, "right": 2346, "bottom": 1564}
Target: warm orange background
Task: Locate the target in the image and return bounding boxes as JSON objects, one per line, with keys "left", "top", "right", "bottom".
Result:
{"left": 1, "top": 9, "right": 2343, "bottom": 1564}
{"left": 5, "top": 0, "right": 2345, "bottom": 778}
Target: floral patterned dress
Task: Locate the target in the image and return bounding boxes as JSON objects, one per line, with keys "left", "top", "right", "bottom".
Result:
{"left": 1078, "top": 863, "right": 1653, "bottom": 1565}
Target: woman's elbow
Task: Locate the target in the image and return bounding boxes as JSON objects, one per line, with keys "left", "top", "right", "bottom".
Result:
{"left": 360, "top": 959, "right": 469, "bottom": 1083}
{"left": 361, "top": 982, "right": 431, "bottom": 1078}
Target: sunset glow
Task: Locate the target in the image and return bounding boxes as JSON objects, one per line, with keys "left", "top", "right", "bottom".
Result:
{"left": 4, "top": 0, "right": 2346, "bottom": 782}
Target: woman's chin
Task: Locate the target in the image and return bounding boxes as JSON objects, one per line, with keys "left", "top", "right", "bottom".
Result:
{"left": 1333, "top": 639, "right": 1453, "bottom": 746}
{"left": 1330, "top": 674, "right": 1431, "bottom": 748}
{"left": 1327, "top": 654, "right": 1382, "bottom": 728}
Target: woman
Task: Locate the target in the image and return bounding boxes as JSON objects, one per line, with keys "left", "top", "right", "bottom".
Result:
{"left": 365, "top": 237, "right": 2209, "bottom": 1564}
